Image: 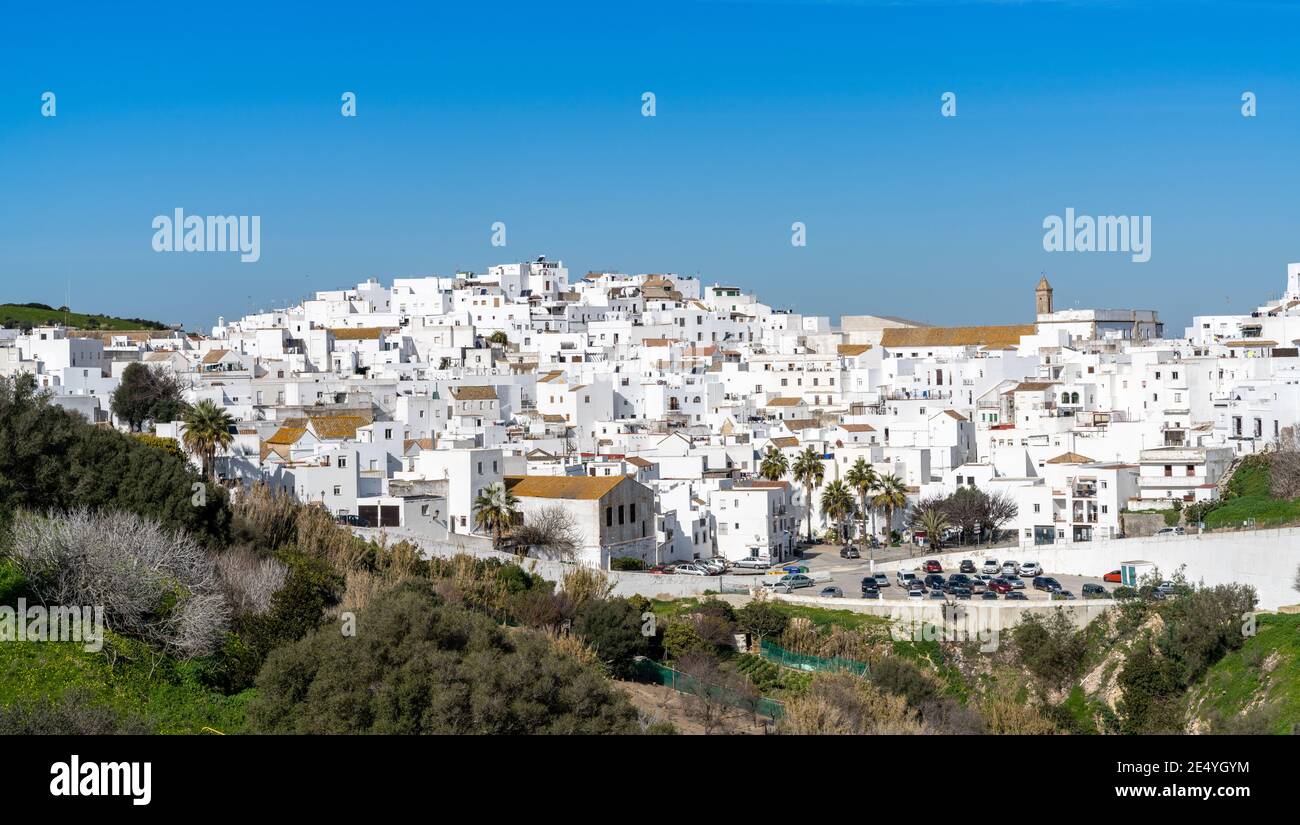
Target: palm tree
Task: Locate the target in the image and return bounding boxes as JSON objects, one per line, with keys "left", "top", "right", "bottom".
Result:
{"left": 791, "top": 447, "right": 826, "bottom": 543}
{"left": 844, "top": 458, "right": 879, "bottom": 542}
{"left": 871, "top": 473, "right": 908, "bottom": 543}
{"left": 181, "top": 399, "right": 233, "bottom": 481}
{"left": 820, "top": 480, "right": 855, "bottom": 544}
{"left": 473, "top": 482, "right": 519, "bottom": 551}
{"left": 911, "top": 503, "right": 951, "bottom": 550}
{"left": 759, "top": 446, "right": 789, "bottom": 481}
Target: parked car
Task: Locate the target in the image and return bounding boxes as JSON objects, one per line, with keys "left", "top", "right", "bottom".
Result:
{"left": 1051, "top": 590, "right": 1077, "bottom": 601}
{"left": 1033, "top": 576, "right": 1063, "bottom": 592}
{"left": 959, "top": 559, "right": 977, "bottom": 574}
{"left": 765, "top": 573, "right": 815, "bottom": 593}
{"left": 982, "top": 591, "right": 999, "bottom": 600}
{"left": 782, "top": 565, "right": 810, "bottom": 575}
{"left": 860, "top": 577, "right": 880, "bottom": 596}
{"left": 924, "top": 573, "right": 946, "bottom": 590}
{"left": 647, "top": 564, "right": 671, "bottom": 574}
{"left": 696, "top": 559, "right": 725, "bottom": 574}
{"left": 1019, "top": 562, "right": 1042, "bottom": 577}
{"left": 820, "top": 586, "right": 843, "bottom": 598}
{"left": 969, "top": 578, "right": 987, "bottom": 594}
{"left": 840, "top": 546, "right": 861, "bottom": 559}
{"left": 1001, "top": 561, "right": 1019, "bottom": 577}
{"left": 675, "top": 564, "right": 709, "bottom": 576}
{"left": 733, "top": 556, "right": 771, "bottom": 570}
{"left": 929, "top": 590, "right": 947, "bottom": 600}
{"left": 1156, "top": 526, "right": 1185, "bottom": 536}
{"left": 980, "top": 559, "right": 1001, "bottom": 575}
{"left": 1004, "top": 575, "right": 1026, "bottom": 589}
{"left": 989, "top": 578, "right": 1014, "bottom": 594}
{"left": 908, "top": 588, "right": 924, "bottom": 600}
{"left": 872, "top": 572, "right": 890, "bottom": 587}
{"left": 951, "top": 586, "right": 973, "bottom": 600}
{"left": 1004, "top": 591, "right": 1028, "bottom": 601}
{"left": 1082, "top": 583, "right": 1109, "bottom": 598}
{"left": 923, "top": 559, "right": 943, "bottom": 573}
{"left": 896, "top": 571, "right": 918, "bottom": 587}
{"left": 335, "top": 514, "right": 370, "bottom": 527}
{"left": 908, "top": 580, "right": 926, "bottom": 593}
{"left": 1103, "top": 570, "right": 1122, "bottom": 583}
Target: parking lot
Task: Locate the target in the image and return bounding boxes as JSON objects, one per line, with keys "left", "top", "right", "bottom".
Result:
{"left": 726, "top": 545, "right": 1116, "bottom": 602}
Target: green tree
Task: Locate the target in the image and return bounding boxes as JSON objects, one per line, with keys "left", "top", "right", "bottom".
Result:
{"left": 844, "top": 458, "right": 879, "bottom": 541}
{"left": 791, "top": 447, "right": 826, "bottom": 542}
{"left": 820, "top": 479, "right": 855, "bottom": 543}
{"left": 181, "top": 399, "right": 234, "bottom": 480}
{"left": 573, "top": 597, "right": 649, "bottom": 677}
{"left": 473, "top": 482, "right": 520, "bottom": 551}
{"left": 907, "top": 497, "right": 951, "bottom": 548}
{"left": 736, "top": 597, "right": 789, "bottom": 648}
{"left": 110, "top": 363, "right": 187, "bottom": 432}
{"left": 759, "top": 446, "right": 789, "bottom": 482}
{"left": 872, "top": 473, "right": 908, "bottom": 541}
{"left": 246, "top": 579, "right": 639, "bottom": 734}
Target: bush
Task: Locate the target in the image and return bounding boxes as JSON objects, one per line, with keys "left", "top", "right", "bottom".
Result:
{"left": 663, "top": 620, "right": 711, "bottom": 661}
{"left": 245, "top": 579, "right": 640, "bottom": 734}
{"left": 573, "top": 597, "right": 649, "bottom": 677}
{"left": 1010, "top": 610, "right": 1087, "bottom": 692}
{"left": 610, "top": 556, "right": 646, "bottom": 571}
{"left": 0, "top": 689, "right": 151, "bottom": 735}
{"left": 6, "top": 508, "right": 229, "bottom": 658}
{"left": 781, "top": 671, "right": 922, "bottom": 735}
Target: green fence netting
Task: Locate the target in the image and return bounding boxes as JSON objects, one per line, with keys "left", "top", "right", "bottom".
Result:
{"left": 631, "top": 658, "right": 786, "bottom": 720}
{"left": 758, "top": 641, "right": 870, "bottom": 676}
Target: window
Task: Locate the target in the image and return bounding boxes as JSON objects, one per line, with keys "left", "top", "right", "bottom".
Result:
{"left": 630, "top": 503, "right": 637, "bottom": 522}
{"left": 1033, "top": 504, "right": 1041, "bottom": 513}
{"left": 337, "top": 457, "right": 347, "bottom": 468}
{"left": 618, "top": 505, "right": 625, "bottom": 525}
{"left": 1164, "top": 465, "right": 1172, "bottom": 477}
{"left": 606, "top": 507, "right": 613, "bottom": 527}
{"left": 1186, "top": 465, "right": 1195, "bottom": 476}
{"left": 421, "top": 504, "right": 430, "bottom": 516}
{"left": 332, "top": 485, "right": 341, "bottom": 496}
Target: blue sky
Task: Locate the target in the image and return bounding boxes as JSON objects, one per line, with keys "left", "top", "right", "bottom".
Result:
{"left": 2, "top": 0, "right": 1299, "bottom": 332}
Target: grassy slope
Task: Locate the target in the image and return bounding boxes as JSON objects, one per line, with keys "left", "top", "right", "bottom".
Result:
{"left": 1186, "top": 612, "right": 1300, "bottom": 734}
{"left": 0, "top": 303, "right": 167, "bottom": 331}
{"left": 0, "top": 561, "right": 249, "bottom": 734}
{"left": 1205, "top": 457, "right": 1300, "bottom": 529}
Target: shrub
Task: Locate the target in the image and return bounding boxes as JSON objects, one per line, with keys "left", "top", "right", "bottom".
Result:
{"left": 610, "top": 556, "right": 646, "bottom": 571}
{"left": 6, "top": 508, "right": 229, "bottom": 658}
{"left": 781, "top": 671, "right": 922, "bottom": 735}
{"left": 245, "top": 579, "right": 639, "bottom": 734}
{"left": 573, "top": 597, "right": 649, "bottom": 677}
{"left": 0, "top": 689, "right": 151, "bottom": 735}
{"left": 1010, "top": 610, "right": 1087, "bottom": 692}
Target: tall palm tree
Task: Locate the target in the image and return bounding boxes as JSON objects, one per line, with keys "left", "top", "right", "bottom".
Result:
{"left": 791, "top": 447, "right": 826, "bottom": 542}
{"left": 820, "top": 480, "right": 855, "bottom": 544}
{"left": 871, "top": 473, "right": 908, "bottom": 543}
{"left": 759, "top": 446, "right": 789, "bottom": 481}
{"left": 844, "top": 458, "right": 879, "bottom": 541}
{"left": 181, "top": 399, "right": 233, "bottom": 481}
{"left": 473, "top": 482, "right": 519, "bottom": 551}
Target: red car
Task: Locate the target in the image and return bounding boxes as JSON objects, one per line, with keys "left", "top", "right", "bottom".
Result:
{"left": 923, "top": 560, "right": 943, "bottom": 573}
{"left": 647, "top": 565, "right": 671, "bottom": 575}
{"left": 989, "top": 578, "right": 1014, "bottom": 594}
{"left": 1103, "top": 570, "right": 1122, "bottom": 583}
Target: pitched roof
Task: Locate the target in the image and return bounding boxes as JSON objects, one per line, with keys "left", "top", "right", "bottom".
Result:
{"left": 880, "top": 324, "right": 1035, "bottom": 350}
{"left": 265, "top": 426, "right": 307, "bottom": 446}
{"left": 1004, "top": 381, "right": 1058, "bottom": 394}
{"left": 766, "top": 397, "right": 804, "bottom": 407}
{"left": 403, "top": 438, "right": 433, "bottom": 453}
{"left": 309, "top": 414, "right": 370, "bottom": 439}
{"left": 784, "top": 418, "right": 820, "bottom": 431}
{"left": 626, "top": 456, "right": 654, "bottom": 468}
{"left": 838, "top": 423, "right": 876, "bottom": 432}
{"left": 201, "top": 348, "right": 231, "bottom": 364}
{"left": 329, "top": 327, "right": 384, "bottom": 341}
{"left": 1224, "top": 339, "right": 1277, "bottom": 347}
{"left": 642, "top": 338, "right": 679, "bottom": 347}
{"left": 939, "top": 410, "right": 968, "bottom": 421}
{"left": 450, "top": 385, "right": 499, "bottom": 401}
{"left": 508, "top": 475, "right": 629, "bottom": 500}
{"left": 837, "top": 344, "right": 872, "bottom": 356}
{"left": 770, "top": 436, "right": 800, "bottom": 449}
{"left": 1046, "top": 451, "right": 1096, "bottom": 465}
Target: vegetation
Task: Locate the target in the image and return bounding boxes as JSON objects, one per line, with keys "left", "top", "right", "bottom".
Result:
{"left": 1203, "top": 454, "right": 1300, "bottom": 530}
{"left": 0, "top": 303, "right": 168, "bottom": 331}
{"left": 791, "top": 447, "right": 825, "bottom": 542}
{"left": 473, "top": 482, "right": 519, "bottom": 551}
{"left": 246, "top": 579, "right": 640, "bottom": 734}
{"left": 181, "top": 399, "right": 235, "bottom": 481}
{"left": 110, "top": 362, "right": 188, "bottom": 431}
{"left": 759, "top": 446, "right": 789, "bottom": 482}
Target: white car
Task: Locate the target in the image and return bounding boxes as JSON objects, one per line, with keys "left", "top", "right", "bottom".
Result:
{"left": 1019, "top": 562, "right": 1042, "bottom": 577}
{"left": 732, "top": 556, "right": 771, "bottom": 570}
{"left": 674, "top": 564, "right": 709, "bottom": 576}
{"left": 896, "top": 571, "right": 918, "bottom": 587}
{"left": 1004, "top": 575, "right": 1026, "bottom": 589}
{"left": 980, "top": 559, "right": 1000, "bottom": 575}
{"left": 1001, "top": 561, "right": 1019, "bottom": 577}
{"left": 763, "top": 573, "right": 815, "bottom": 593}
{"left": 695, "top": 559, "right": 725, "bottom": 574}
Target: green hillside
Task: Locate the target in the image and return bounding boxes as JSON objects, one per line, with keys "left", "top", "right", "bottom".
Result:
{"left": 1185, "top": 612, "right": 1300, "bottom": 734}
{"left": 0, "top": 302, "right": 169, "bottom": 331}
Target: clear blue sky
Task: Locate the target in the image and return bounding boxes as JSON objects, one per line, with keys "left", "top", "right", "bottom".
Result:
{"left": 2, "top": 0, "right": 1298, "bottom": 332}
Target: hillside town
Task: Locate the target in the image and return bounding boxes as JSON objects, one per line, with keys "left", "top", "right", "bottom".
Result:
{"left": 5, "top": 258, "right": 1300, "bottom": 571}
